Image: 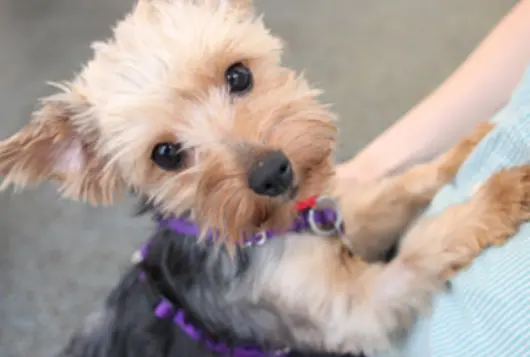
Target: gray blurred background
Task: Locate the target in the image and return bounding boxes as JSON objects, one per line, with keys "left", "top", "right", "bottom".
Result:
{"left": 0, "top": 1, "right": 517, "bottom": 356}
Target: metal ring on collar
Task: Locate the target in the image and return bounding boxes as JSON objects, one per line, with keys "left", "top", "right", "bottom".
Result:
{"left": 243, "top": 231, "right": 268, "bottom": 247}
{"left": 243, "top": 239, "right": 253, "bottom": 247}
{"left": 255, "top": 231, "right": 268, "bottom": 245}
{"left": 307, "top": 195, "right": 343, "bottom": 237}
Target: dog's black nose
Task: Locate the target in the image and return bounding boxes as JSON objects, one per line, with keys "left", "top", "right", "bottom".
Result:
{"left": 248, "top": 151, "right": 293, "bottom": 197}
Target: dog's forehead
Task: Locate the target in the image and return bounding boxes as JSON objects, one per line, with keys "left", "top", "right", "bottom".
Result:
{"left": 64, "top": 1, "right": 285, "bottom": 165}
{"left": 77, "top": 1, "right": 281, "bottom": 108}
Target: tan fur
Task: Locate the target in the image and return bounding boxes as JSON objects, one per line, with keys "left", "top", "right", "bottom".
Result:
{"left": 0, "top": 1, "right": 528, "bottom": 355}
{"left": 258, "top": 122, "right": 530, "bottom": 355}
{"left": 0, "top": 0, "right": 335, "bottom": 242}
{"left": 333, "top": 121, "right": 495, "bottom": 261}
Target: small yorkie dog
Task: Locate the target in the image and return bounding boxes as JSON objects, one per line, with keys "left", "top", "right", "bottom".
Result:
{"left": 2, "top": 1, "right": 530, "bottom": 357}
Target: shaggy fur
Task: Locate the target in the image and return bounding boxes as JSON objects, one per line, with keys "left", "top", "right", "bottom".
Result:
{"left": 1, "top": 1, "right": 530, "bottom": 356}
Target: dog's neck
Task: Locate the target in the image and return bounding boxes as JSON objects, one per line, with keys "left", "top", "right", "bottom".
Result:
{"left": 151, "top": 195, "right": 344, "bottom": 247}
{"left": 138, "top": 229, "right": 291, "bottom": 357}
{"left": 130, "top": 195, "right": 344, "bottom": 357}
{"left": 135, "top": 217, "right": 294, "bottom": 356}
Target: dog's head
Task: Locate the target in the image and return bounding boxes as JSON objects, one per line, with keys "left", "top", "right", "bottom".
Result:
{"left": 0, "top": 0, "right": 337, "bottom": 243}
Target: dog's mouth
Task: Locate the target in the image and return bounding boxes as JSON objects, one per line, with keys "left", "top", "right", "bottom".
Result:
{"left": 286, "top": 185, "right": 299, "bottom": 200}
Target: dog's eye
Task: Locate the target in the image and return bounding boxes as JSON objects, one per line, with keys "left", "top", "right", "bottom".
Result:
{"left": 225, "top": 62, "right": 253, "bottom": 94}
{"left": 151, "top": 143, "right": 184, "bottom": 171}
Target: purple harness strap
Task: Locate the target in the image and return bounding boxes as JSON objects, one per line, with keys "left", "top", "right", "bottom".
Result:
{"left": 152, "top": 298, "right": 286, "bottom": 357}
{"left": 135, "top": 196, "right": 343, "bottom": 357}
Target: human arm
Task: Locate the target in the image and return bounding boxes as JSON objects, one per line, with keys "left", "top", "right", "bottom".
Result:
{"left": 337, "top": 0, "right": 530, "bottom": 182}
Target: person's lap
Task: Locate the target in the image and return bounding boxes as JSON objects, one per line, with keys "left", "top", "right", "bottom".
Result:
{"left": 382, "top": 67, "right": 530, "bottom": 357}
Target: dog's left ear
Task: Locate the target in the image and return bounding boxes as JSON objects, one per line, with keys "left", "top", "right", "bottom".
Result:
{"left": 0, "top": 89, "right": 124, "bottom": 205}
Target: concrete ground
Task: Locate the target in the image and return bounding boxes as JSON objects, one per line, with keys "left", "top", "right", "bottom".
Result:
{"left": 0, "top": 1, "right": 517, "bottom": 356}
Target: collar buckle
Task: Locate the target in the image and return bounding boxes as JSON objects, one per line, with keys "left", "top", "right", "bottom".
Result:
{"left": 307, "top": 195, "right": 343, "bottom": 236}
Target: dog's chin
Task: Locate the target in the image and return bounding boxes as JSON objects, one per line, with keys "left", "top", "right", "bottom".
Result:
{"left": 273, "top": 185, "right": 299, "bottom": 205}
{"left": 286, "top": 185, "right": 299, "bottom": 201}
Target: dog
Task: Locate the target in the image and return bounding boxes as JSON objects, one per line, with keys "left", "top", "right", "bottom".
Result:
{"left": 1, "top": 1, "right": 530, "bottom": 356}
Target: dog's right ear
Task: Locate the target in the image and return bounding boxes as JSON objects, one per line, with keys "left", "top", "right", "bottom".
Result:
{"left": 0, "top": 88, "right": 124, "bottom": 205}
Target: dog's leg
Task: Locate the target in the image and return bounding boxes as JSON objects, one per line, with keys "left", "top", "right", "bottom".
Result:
{"left": 271, "top": 164, "right": 530, "bottom": 355}
{"left": 335, "top": 121, "right": 494, "bottom": 261}
{"left": 353, "top": 164, "right": 530, "bottom": 354}
{"left": 397, "top": 164, "right": 530, "bottom": 278}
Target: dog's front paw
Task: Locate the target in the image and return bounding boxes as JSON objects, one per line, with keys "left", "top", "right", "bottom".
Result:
{"left": 403, "top": 164, "right": 530, "bottom": 279}
{"left": 475, "top": 164, "right": 530, "bottom": 247}
{"left": 439, "top": 165, "right": 530, "bottom": 278}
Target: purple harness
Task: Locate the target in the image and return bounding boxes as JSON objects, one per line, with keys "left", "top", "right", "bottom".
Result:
{"left": 133, "top": 196, "right": 344, "bottom": 357}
